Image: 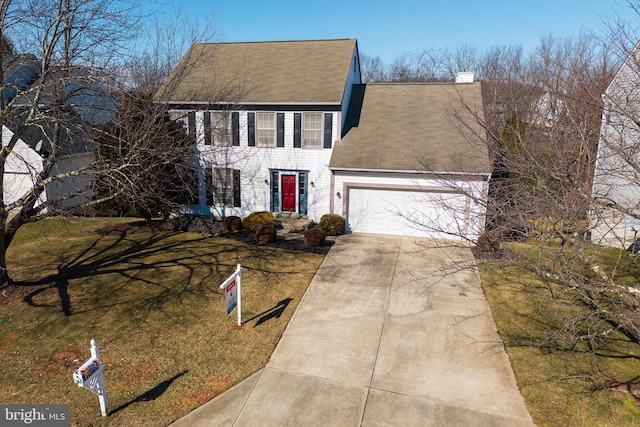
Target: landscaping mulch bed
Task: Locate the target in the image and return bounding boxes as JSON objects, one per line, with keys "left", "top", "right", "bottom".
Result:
{"left": 96, "top": 215, "right": 334, "bottom": 255}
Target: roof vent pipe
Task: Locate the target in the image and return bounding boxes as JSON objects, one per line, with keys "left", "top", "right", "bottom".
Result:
{"left": 455, "top": 71, "right": 474, "bottom": 83}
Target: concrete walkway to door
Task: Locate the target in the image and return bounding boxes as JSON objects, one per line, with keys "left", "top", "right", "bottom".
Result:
{"left": 170, "top": 234, "right": 535, "bottom": 426}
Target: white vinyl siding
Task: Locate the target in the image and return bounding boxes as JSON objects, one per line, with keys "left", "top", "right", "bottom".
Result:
{"left": 189, "top": 110, "right": 338, "bottom": 220}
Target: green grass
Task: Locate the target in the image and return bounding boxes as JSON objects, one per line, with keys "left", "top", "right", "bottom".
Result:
{"left": 0, "top": 217, "right": 326, "bottom": 426}
{"left": 477, "top": 243, "right": 640, "bottom": 427}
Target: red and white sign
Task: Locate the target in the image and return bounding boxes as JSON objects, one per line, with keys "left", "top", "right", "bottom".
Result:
{"left": 220, "top": 264, "right": 242, "bottom": 326}
{"left": 224, "top": 279, "right": 237, "bottom": 315}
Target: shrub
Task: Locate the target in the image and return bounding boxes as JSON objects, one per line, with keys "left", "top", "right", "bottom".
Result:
{"left": 319, "top": 214, "right": 345, "bottom": 236}
{"left": 476, "top": 234, "right": 501, "bottom": 252}
{"left": 243, "top": 211, "right": 276, "bottom": 233}
{"left": 255, "top": 224, "right": 276, "bottom": 244}
{"left": 304, "top": 227, "right": 326, "bottom": 247}
{"left": 222, "top": 216, "right": 242, "bottom": 233}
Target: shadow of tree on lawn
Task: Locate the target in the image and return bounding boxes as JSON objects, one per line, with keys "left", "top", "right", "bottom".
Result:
{"left": 17, "top": 223, "right": 322, "bottom": 319}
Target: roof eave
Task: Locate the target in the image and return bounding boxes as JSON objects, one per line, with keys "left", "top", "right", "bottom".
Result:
{"left": 329, "top": 166, "right": 491, "bottom": 178}
{"left": 166, "top": 101, "right": 342, "bottom": 106}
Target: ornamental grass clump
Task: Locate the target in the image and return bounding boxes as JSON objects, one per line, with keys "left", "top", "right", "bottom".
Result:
{"left": 222, "top": 216, "right": 242, "bottom": 233}
{"left": 242, "top": 211, "right": 276, "bottom": 234}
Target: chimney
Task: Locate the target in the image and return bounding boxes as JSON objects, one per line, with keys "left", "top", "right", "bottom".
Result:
{"left": 455, "top": 71, "right": 474, "bottom": 83}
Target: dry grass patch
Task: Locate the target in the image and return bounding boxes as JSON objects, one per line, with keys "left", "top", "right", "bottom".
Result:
{"left": 0, "top": 217, "right": 326, "bottom": 426}
{"left": 477, "top": 243, "right": 640, "bottom": 427}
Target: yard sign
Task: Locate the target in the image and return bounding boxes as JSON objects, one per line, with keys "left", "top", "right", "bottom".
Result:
{"left": 72, "top": 339, "right": 108, "bottom": 416}
{"left": 220, "top": 264, "right": 242, "bottom": 326}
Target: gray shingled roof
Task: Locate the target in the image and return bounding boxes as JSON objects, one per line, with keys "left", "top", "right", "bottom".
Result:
{"left": 330, "top": 83, "right": 491, "bottom": 174}
{"left": 157, "top": 39, "right": 358, "bottom": 104}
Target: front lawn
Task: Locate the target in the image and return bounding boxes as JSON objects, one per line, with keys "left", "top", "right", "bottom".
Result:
{"left": 477, "top": 242, "right": 640, "bottom": 427}
{"left": 0, "top": 217, "right": 326, "bottom": 426}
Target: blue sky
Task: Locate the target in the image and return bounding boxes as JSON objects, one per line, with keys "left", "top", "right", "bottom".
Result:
{"left": 163, "top": 0, "right": 638, "bottom": 61}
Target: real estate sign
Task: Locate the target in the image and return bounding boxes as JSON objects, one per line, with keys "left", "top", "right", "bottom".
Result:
{"left": 220, "top": 264, "right": 242, "bottom": 326}
{"left": 224, "top": 279, "right": 237, "bottom": 315}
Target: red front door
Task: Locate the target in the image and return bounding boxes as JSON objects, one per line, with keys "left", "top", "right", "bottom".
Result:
{"left": 281, "top": 175, "right": 296, "bottom": 212}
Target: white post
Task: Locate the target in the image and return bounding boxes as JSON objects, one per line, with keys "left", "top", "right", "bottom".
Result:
{"left": 90, "top": 339, "right": 109, "bottom": 417}
{"left": 236, "top": 264, "right": 242, "bottom": 326}
{"left": 220, "top": 264, "right": 242, "bottom": 326}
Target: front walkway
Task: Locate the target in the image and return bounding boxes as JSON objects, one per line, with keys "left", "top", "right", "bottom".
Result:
{"left": 170, "top": 234, "right": 535, "bottom": 426}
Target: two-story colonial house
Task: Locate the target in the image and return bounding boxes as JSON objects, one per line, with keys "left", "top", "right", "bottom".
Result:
{"left": 158, "top": 39, "right": 491, "bottom": 240}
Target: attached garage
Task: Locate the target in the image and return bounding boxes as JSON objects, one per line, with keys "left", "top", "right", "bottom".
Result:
{"left": 346, "top": 186, "right": 469, "bottom": 238}
{"left": 329, "top": 82, "right": 491, "bottom": 240}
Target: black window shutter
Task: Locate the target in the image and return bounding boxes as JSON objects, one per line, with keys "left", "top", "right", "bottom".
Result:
{"left": 271, "top": 170, "right": 279, "bottom": 212}
{"left": 188, "top": 111, "right": 196, "bottom": 143}
{"left": 293, "top": 113, "right": 301, "bottom": 148}
{"left": 324, "top": 113, "right": 333, "bottom": 148}
{"left": 277, "top": 113, "right": 285, "bottom": 147}
{"left": 247, "top": 112, "right": 255, "bottom": 146}
{"left": 233, "top": 169, "right": 241, "bottom": 207}
{"left": 299, "top": 172, "right": 308, "bottom": 215}
{"left": 205, "top": 168, "right": 214, "bottom": 206}
{"left": 203, "top": 112, "right": 211, "bottom": 145}
{"left": 232, "top": 112, "right": 240, "bottom": 146}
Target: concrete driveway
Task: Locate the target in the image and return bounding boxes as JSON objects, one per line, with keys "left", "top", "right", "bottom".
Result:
{"left": 170, "top": 234, "right": 535, "bottom": 426}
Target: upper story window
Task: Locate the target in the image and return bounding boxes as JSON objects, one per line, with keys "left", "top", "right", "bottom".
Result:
{"left": 256, "top": 112, "right": 276, "bottom": 147}
{"left": 293, "top": 112, "right": 333, "bottom": 149}
{"left": 205, "top": 111, "right": 232, "bottom": 146}
{"left": 303, "top": 112, "right": 323, "bottom": 148}
{"left": 169, "top": 110, "right": 195, "bottom": 142}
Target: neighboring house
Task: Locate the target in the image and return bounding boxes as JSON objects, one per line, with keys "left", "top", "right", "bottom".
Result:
{"left": 2, "top": 57, "right": 116, "bottom": 209}
{"left": 592, "top": 42, "right": 640, "bottom": 248}
{"left": 1, "top": 125, "right": 45, "bottom": 207}
{"left": 159, "top": 39, "right": 491, "bottom": 240}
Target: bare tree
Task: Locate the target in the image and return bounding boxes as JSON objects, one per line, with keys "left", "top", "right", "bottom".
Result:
{"left": 385, "top": 49, "right": 452, "bottom": 82}
{"left": 0, "top": 1, "right": 225, "bottom": 288}
{"left": 0, "top": 0, "right": 139, "bottom": 287}
{"left": 417, "top": 30, "right": 640, "bottom": 359}
{"left": 359, "top": 52, "right": 386, "bottom": 83}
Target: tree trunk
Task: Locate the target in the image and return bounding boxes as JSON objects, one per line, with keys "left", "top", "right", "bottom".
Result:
{"left": 0, "top": 212, "right": 10, "bottom": 289}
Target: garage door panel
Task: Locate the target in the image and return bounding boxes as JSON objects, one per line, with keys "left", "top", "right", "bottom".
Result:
{"left": 347, "top": 187, "right": 468, "bottom": 238}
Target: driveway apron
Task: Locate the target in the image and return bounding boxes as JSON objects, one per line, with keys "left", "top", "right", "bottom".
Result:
{"left": 170, "top": 234, "right": 535, "bottom": 427}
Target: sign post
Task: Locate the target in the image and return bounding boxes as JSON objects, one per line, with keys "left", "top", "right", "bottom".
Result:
{"left": 73, "top": 339, "right": 108, "bottom": 416}
{"left": 220, "top": 264, "right": 242, "bottom": 326}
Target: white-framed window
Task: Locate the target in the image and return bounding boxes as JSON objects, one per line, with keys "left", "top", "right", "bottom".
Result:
{"left": 303, "top": 112, "right": 323, "bottom": 148}
{"left": 205, "top": 111, "right": 232, "bottom": 146}
{"left": 169, "top": 110, "right": 196, "bottom": 142}
{"left": 169, "top": 110, "right": 186, "bottom": 125}
{"left": 169, "top": 110, "right": 189, "bottom": 132}
{"left": 207, "top": 167, "right": 241, "bottom": 207}
{"left": 214, "top": 168, "right": 233, "bottom": 206}
{"left": 256, "top": 112, "right": 276, "bottom": 147}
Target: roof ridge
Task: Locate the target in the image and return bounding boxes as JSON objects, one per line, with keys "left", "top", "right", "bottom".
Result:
{"left": 194, "top": 38, "right": 356, "bottom": 46}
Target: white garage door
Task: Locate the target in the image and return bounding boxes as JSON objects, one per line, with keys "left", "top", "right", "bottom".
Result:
{"left": 346, "top": 187, "right": 469, "bottom": 238}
